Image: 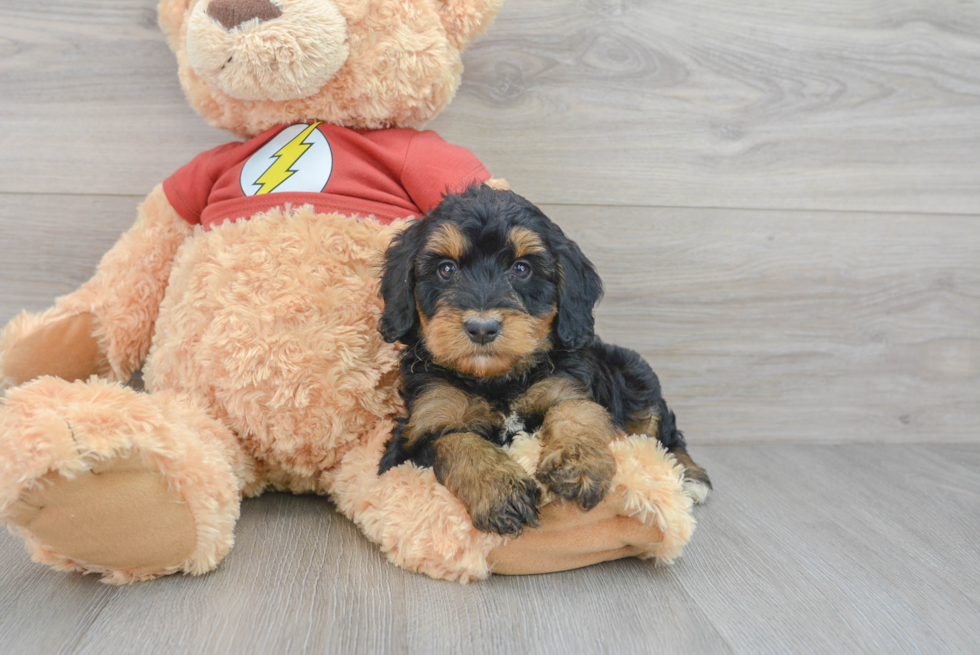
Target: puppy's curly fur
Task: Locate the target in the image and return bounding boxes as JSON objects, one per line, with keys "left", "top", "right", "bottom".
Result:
{"left": 378, "top": 185, "right": 710, "bottom": 535}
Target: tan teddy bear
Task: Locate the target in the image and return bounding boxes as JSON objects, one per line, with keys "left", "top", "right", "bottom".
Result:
{"left": 0, "top": 0, "right": 696, "bottom": 583}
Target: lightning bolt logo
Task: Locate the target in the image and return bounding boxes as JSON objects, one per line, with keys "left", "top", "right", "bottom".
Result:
{"left": 254, "top": 121, "right": 323, "bottom": 195}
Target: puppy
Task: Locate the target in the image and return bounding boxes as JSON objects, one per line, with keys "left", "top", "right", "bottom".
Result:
{"left": 377, "top": 185, "right": 710, "bottom": 536}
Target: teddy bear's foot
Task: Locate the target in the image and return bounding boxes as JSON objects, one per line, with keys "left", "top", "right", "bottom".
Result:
{"left": 0, "top": 311, "right": 109, "bottom": 390}
{"left": 6, "top": 453, "right": 197, "bottom": 579}
{"left": 0, "top": 377, "right": 249, "bottom": 583}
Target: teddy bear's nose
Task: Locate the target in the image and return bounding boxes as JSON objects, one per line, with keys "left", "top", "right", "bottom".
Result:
{"left": 207, "top": 0, "right": 282, "bottom": 30}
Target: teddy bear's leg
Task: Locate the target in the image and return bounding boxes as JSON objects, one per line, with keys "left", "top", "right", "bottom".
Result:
{"left": 330, "top": 428, "right": 697, "bottom": 582}
{"left": 0, "top": 376, "right": 254, "bottom": 584}
{"left": 330, "top": 422, "right": 507, "bottom": 582}
{"left": 0, "top": 185, "right": 192, "bottom": 390}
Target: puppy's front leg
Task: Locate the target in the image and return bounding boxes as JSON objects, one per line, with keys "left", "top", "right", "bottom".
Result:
{"left": 536, "top": 400, "right": 619, "bottom": 511}
{"left": 433, "top": 432, "right": 540, "bottom": 536}
{"left": 380, "top": 381, "right": 540, "bottom": 535}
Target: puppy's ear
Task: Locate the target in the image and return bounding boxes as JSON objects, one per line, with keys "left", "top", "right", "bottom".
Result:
{"left": 379, "top": 222, "right": 425, "bottom": 343}
{"left": 553, "top": 234, "right": 603, "bottom": 350}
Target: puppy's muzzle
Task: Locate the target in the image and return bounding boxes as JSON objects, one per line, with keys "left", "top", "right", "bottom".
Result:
{"left": 464, "top": 317, "right": 502, "bottom": 345}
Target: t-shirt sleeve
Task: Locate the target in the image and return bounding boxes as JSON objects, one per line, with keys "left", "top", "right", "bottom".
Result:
{"left": 162, "top": 142, "right": 241, "bottom": 225}
{"left": 400, "top": 130, "right": 491, "bottom": 214}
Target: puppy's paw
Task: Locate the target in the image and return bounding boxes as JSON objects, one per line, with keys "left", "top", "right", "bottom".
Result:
{"left": 536, "top": 443, "right": 615, "bottom": 511}
{"left": 668, "top": 446, "right": 713, "bottom": 505}
{"left": 467, "top": 471, "right": 540, "bottom": 537}
{"left": 682, "top": 467, "right": 712, "bottom": 504}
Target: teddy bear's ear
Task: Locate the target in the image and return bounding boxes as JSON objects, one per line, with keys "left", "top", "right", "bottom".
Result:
{"left": 436, "top": 0, "right": 505, "bottom": 50}
{"left": 158, "top": 0, "right": 194, "bottom": 51}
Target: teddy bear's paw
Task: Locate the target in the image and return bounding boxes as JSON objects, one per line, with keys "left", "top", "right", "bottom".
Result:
{"left": 536, "top": 441, "right": 616, "bottom": 511}
{"left": 6, "top": 452, "right": 198, "bottom": 579}
{"left": 0, "top": 312, "right": 109, "bottom": 389}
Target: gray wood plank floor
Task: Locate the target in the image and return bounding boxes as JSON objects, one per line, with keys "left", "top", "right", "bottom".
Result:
{"left": 2, "top": 0, "right": 978, "bottom": 653}
{"left": 1, "top": 444, "right": 977, "bottom": 654}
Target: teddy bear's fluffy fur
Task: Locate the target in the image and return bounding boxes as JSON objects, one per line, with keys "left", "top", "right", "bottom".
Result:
{"left": 0, "top": 0, "right": 696, "bottom": 583}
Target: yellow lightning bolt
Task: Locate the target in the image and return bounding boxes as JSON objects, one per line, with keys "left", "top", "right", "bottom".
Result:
{"left": 254, "top": 121, "right": 323, "bottom": 195}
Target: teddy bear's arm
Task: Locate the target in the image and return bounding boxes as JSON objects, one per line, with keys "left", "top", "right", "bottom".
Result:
{"left": 486, "top": 497, "right": 664, "bottom": 574}
{"left": 438, "top": 0, "right": 505, "bottom": 49}
{"left": 0, "top": 185, "right": 194, "bottom": 389}
{"left": 335, "top": 426, "right": 695, "bottom": 582}
{"left": 485, "top": 434, "right": 696, "bottom": 576}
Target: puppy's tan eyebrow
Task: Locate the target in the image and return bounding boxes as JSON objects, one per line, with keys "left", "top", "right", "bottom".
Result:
{"left": 425, "top": 223, "right": 469, "bottom": 260}
{"left": 509, "top": 227, "right": 545, "bottom": 258}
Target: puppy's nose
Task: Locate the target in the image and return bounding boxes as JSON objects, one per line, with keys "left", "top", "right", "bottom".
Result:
{"left": 464, "top": 318, "right": 502, "bottom": 345}
{"left": 207, "top": 0, "right": 282, "bottom": 30}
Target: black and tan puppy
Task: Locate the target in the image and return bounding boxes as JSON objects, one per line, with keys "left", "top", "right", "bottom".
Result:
{"left": 377, "top": 185, "right": 710, "bottom": 536}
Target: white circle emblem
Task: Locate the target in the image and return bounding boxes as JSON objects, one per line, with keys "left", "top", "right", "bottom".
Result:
{"left": 240, "top": 122, "right": 333, "bottom": 196}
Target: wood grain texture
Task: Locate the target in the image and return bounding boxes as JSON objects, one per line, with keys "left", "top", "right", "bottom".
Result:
{"left": 1, "top": 1, "right": 979, "bottom": 212}
{"left": 679, "top": 444, "right": 980, "bottom": 654}
{"left": 0, "top": 1, "right": 229, "bottom": 196}
{"left": 0, "top": 194, "right": 141, "bottom": 319}
{"left": 68, "top": 495, "right": 408, "bottom": 655}
{"left": 4, "top": 194, "right": 977, "bottom": 444}
{"left": 440, "top": 0, "right": 980, "bottom": 213}
{"left": 542, "top": 204, "right": 980, "bottom": 444}
{"left": 401, "top": 558, "right": 733, "bottom": 654}
{"left": 0, "top": 541, "right": 118, "bottom": 654}
{"left": 1, "top": 444, "right": 977, "bottom": 654}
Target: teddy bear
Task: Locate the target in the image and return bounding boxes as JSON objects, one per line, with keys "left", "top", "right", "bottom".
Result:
{"left": 0, "top": 0, "right": 697, "bottom": 584}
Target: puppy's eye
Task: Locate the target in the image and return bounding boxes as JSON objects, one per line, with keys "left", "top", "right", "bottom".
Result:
{"left": 512, "top": 260, "right": 532, "bottom": 279}
{"left": 437, "top": 260, "right": 458, "bottom": 280}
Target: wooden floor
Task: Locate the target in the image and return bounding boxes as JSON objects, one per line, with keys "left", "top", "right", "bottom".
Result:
{"left": 2, "top": 443, "right": 978, "bottom": 654}
{"left": 1, "top": 0, "right": 978, "bottom": 653}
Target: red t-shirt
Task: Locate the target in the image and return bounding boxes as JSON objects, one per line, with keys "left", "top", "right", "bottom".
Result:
{"left": 163, "top": 122, "right": 491, "bottom": 230}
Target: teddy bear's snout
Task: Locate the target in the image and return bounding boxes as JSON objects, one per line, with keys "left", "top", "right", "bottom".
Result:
{"left": 207, "top": 0, "right": 282, "bottom": 30}
{"left": 187, "top": 0, "right": 350, "bottom": 102}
